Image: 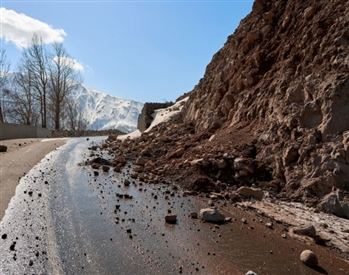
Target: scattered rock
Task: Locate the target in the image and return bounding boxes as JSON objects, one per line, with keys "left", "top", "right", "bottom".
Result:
{"left": 167, "top": 147, "right": 185, "bottom": 159}
{"left": 107, "top": 134, "right": 118, "bottom": 141}
{"left": 135, "top": 157, "right": 147, "bottom": 166}
{"left": 237, "top": 187, "right": 264, "bottom": 201}
{"left": 102, "top": 165, "right": 110, "bottom": 172}
{"left": 90, "top": 157, "right": 111, "bottom": 166}
{"left": 224, "top": 217, "right": 232, "bottom": 222}
{"left": 233, "top": 158, "right": 255, "bottom": 174}
{"left": 229, "top": 192, "right": 241, "bottom": 201}
{"left": 144, "top": 161, "right": 155, "bottom": 171}
{"left": 124, "top": 179, "right": 131, "bottom": 186}
{"left": 114, "top": 156, "right": 127, "bottom": 165}
{"left": 190, "top": 212, "right": 198, "bottom": 219}
{"left": 9, "top": 242, "right": 16, "bottom": 251}
{"left": 190, "top": 158, "right": 204, "bottom": 166}
{"left": 134, "top": 165, "right": 144, "bottom": 173}
{"left": 265, "top": 222, "right": 273, "bottom": 229}
{"left": 199, "top": 208, "right": 225, "bottom": 223}
{"left": 216, "top": 159, "right": 227, "bottom": 169}
{"left": 293, "top": 224, "right": 316, "bottom": 238}
{"left": 246, "top": 271, "right": 258, "bottom": 275}
{"left": 165, "top": 215, "right": 177, "bottom": 224}
{"left": 303, "top": 7, "right": 314, "bottom": 20}
{"left": 130, "top": 172, "right": 138, "bottom": 179}
{"left": 300, "top": 250, "right": 318, "bottom": 267}
{"left": 314, "top": 232, "right": 332, "bottom": 245}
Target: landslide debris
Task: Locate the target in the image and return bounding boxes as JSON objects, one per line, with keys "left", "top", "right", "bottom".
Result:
{"left": 97, "top": 0, "right": 349, "bottom": 219}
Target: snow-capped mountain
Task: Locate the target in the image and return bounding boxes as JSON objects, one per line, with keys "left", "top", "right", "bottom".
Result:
{"left": 72, "top": 84, "right": 143, "bottom": 133}
{"left": 2, "top": 73, "right": 143, "bottom": 133}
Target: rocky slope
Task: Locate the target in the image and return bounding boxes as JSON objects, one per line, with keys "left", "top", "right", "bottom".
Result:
{"left": 99, "top": 0, "right": 349, "bottom": 220}
{"left": 182, "top": 0, "right": 349, "bottom": 215}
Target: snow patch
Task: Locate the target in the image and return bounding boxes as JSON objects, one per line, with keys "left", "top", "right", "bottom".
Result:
{"left": 117, "top": 97, "right": 189, "bottom": 140}
{"left": 145, "top": 97, "right": 189, "bottom": 133}
{"left": 41, "top": 138, "right": 69, "bottom": 142}
{"left": 117, "top": 129, "right": 142, "bottom": 140}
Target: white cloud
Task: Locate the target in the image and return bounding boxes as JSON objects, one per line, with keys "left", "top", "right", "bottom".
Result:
{"left": 84, "top": 64, "right": 94, "bottom": 74}
{"left": 72, "top": 60, "right": 84, "bottom": 71}
{"left": 53, "top": 56, "right": 84, "bottom": 71}
{"left": 0, "top": 7, "right": 66, "bottom": 48}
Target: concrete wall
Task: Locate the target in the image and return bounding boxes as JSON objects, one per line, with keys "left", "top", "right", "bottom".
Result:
{"left": 0, "top": 123, "right": 52, "bottom": 140}
{"left": 137, "top": 102, "right": 174, "bottom": 132}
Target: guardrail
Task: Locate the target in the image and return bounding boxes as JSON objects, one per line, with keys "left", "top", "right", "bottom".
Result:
{"left": 0, "top": 123, "right": 52, "bottom": 140}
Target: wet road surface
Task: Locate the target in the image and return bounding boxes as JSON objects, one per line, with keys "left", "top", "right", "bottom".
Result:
{"left": 0, "top": 137, "right": 348, "bottom": 275}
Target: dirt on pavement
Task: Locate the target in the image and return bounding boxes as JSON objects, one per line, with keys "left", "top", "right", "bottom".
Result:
{"left": 0, "top": 138, "right": 66, "bottom": 221}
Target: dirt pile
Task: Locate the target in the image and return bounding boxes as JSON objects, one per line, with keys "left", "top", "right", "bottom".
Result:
{"left": 98, "top": 0, "right": 349, "bottom": 219}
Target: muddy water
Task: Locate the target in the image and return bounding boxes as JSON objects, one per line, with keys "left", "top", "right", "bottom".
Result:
{"left": 0, "top": 137, "right": 348, "bottom": 275}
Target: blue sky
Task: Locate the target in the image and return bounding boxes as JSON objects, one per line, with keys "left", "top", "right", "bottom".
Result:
{"left": 1, "top": 0, "right": 253, "bottom": 103}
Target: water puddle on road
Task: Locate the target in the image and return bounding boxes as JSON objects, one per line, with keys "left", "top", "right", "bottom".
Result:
{"left": 1, "top": 137, "right": 348, "bottom": 275}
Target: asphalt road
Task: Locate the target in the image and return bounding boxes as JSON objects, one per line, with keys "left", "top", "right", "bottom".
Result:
{"left": 0, "top": 137, "right": 348, "bottom": 275}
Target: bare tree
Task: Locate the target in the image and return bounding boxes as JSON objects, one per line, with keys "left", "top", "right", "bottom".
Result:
{"left": 17, "top": 34, "right": 50, "bottom": 128}
{"left": 0, "top": 49, "right": 11, "bottom": 123}
{"left": 8, "top": 66, "right": 39, "bottom": 125}
{"left": 65, "top": 98, "right": 88, "bottom": 130}
{"left": 48, "top": 43, "right": 82, "bottom": 130}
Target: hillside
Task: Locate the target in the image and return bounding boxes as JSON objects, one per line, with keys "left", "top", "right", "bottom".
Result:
{"left": 180, "top": 0, "right": 349, "bottom": 213}
{"left": 102, "top": 0, "right": 349, "bottom": 219}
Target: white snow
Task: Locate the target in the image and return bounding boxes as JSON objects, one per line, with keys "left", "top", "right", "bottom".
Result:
{"left": 145, "top": 97, "right": 189, "bottom": 133}
{"left": 72, "top": 84, "right": 143, "bottom": 133}
{"left": 117, "top": 129, "right": 141, "bottom": 140}
{"left": 41, "top": 138, "right": 69, "bottom": 142}
{"left": 117, "top": 97, "right": 189, "bottom": 140}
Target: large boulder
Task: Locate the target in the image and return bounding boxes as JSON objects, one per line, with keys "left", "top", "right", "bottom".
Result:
{"left": 237, "top": 187, "right": 264, "bottom": 201}
{"left": 319, "top": 190, "right": 349, "bottom": 219}
{"left": 300, "top": 250, "right": 318, "bottom": 267}
{"left": 293, "top": 224, "right": 316, "bottom": 238}
{"left": 199, "top": 208, "right": 225, "bottom": 223}
{"left": 0, "top": 145, "right": 7, "bottom": 152}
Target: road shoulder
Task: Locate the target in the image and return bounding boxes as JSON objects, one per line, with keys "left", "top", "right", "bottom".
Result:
{"left": 0, "top": 138, "right": 67, "bottom": 221}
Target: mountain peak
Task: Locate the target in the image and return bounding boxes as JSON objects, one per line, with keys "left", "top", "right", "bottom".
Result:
{"left": 72, "top": 84, "right": 143, "bottom": 133}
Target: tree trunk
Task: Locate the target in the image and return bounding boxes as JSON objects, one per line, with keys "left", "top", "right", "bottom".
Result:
{"left": 0, "top": 101, "right": 4, "bottom": 123}
{"left": 42, "top": 93, "right": 47, "bottom": 128}
{"left": 55, "top": 101, "right": 60, "bottom": 130}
